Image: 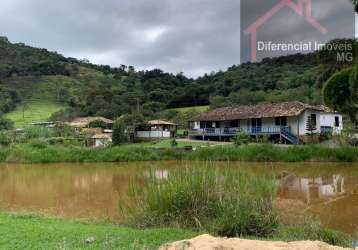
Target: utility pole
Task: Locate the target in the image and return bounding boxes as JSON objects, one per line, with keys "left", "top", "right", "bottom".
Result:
{"left": 136, "top": 98, "right": 140, "bottom": 113}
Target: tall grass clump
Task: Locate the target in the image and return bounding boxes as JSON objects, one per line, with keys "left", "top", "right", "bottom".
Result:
{"left": 122, "top": 166, "right": 278, "bottom": 237}
{"left": 275, "top": 216, "right": 352, "bottom": 248}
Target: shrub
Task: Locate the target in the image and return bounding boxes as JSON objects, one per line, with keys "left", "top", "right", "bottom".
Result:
{"left": 170, "top": 139, "right": 178, "bottom": 147}
{"left": 0, "top": 132, "right": 12, "bottom": 146}
{"left": 122, "top": 166, "right": 278, "bottom": 237}
{"left": 112, "top": 119, "right": 128, "bottom": 146}
{"left": 233, "top": 131, "right": 251, "bottom": 146}
{"left": 23, "top": 126, "right": 53, "bottom": 140}
{"left": 29, "top": 139, "right": 48, "bottom": 149}
{"left": 276, "top": 217, "right": 352, "bottom": 248}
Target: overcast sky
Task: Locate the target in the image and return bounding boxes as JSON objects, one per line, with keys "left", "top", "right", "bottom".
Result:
{"left": 0, "top": 0, "right": 357, "bottom": 78}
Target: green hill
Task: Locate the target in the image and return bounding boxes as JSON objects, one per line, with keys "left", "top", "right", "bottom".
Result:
{"left": 0, "top": 36, "right": 355, "bottom": 128}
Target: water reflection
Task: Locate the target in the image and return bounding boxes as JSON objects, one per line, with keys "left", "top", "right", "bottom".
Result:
{"left": 0, "top": 162, "right": 357, "bottom": 235}
{"left": 278, "top": 174, "right": 345, "bottom": 204}
{"left": 277, "top": 172, "right": 358, "bottom": 234}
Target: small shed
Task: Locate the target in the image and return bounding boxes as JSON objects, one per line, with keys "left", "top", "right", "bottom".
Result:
{"left": 89, "top": 133, "right": 112, "bottom": 148}
{"left": 136, "top": 120, "right": 177, "bottom": 139}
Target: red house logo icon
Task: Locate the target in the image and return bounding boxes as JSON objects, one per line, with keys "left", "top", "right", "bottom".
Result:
{"left": 244, "top": 0, "right": 328, "bottom": 62}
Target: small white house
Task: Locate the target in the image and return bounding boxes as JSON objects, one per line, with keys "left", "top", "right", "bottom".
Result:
{"left": 136, "top": 120, "right": 177, "bottom": 139}
{"left": 89, "top": 133, "right": 112, "bottom": 148}
{"left": 190, "top": 101, "right": 343, "bottom": 144}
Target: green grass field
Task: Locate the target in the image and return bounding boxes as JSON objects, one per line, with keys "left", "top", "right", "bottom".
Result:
{"left": 4, "top": 76, "right": 70, "bottom": 128}
{"left": 0, "top": 212, "right": 197, "bottom": 250}
{"left": 4, "top": 101, "right": 66, "bottom": 128}
{"left": 170, "top": 105, "right": 209, "bottom": 113}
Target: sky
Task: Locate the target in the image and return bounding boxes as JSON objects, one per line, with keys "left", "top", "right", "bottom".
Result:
{"left": 0, "top": 0, "right": 357, "bottom": 78}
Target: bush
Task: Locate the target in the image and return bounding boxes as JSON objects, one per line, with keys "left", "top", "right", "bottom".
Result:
{"left": 233, "top": 131, "right": 251, "bottom": 146}
{"left": 23, "top": 126, "right": 54, "bottom": 140}
{"left": 29, "top": 139, "right": 48, "bottom": 149}
{"left": 276, "top": 217, "right": 352, "bottom": 248}
{"left": 0, "top": 132, "right": 12, "bottom": 146}
{"left": 170, "top": 138, "right": 178, "bottom": 147}
{"left": 112, "top": 119, "right": 128, "bottom": 146}
{"left": 0, "top": 117, "right": 14, "bottom": 130}
{"left": 122, "top": 166, "right": 278, "bottom": 237}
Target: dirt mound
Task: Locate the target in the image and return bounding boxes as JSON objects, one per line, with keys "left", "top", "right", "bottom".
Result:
{"left": 159, "top": 234, "right": 351, "bottom": 250}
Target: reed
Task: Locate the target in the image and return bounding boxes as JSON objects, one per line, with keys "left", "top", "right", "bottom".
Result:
{"left": 122, "top": 166, "right": 279, "bottom": 237}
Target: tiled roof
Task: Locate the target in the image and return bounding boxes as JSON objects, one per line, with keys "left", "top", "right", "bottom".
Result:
{"left": 69, "top": 117, "right": 114, "bottom": 128}
{"left": 91, "top": 133, "right": 112, "bottom": 139}
{"left": 148, "top": 120, "right": 177, "bottom": 126}
{"left": 193, "top": 101, "right": 334, "bottom": 122}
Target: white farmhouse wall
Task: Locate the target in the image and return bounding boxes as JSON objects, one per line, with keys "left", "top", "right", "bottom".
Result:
{"left": 262, "top": 118, "right": 274, "bottom": 128}
{"left": 287, "top": 116, "right": 299, "bottom": 136}
{"left": 320, "top": 113, "right": 343, "bottom": 134}
{"left": 298, "top": 110, "right": 343, "bottom": 135}
{"left": 241, "top": 119, "right": 249, "bottom": 132}
{"left": 137, "top": 131, "right": 171, "bottom": 138}
{"left": 193, "top": 122, "right": 200, "bottom": 129}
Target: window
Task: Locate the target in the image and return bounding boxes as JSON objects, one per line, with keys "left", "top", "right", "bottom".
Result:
{"left": 275, "top": 117, "right": 287, "bottom": 126}
{"left": 310, "top": 114, "right": 317, "bottom": 126}
{"left": 275, "top": 117, "right": 280, "bottom": 126}
{"left": 230, "top": 120, "right": 240, "bottom": 128}
{"left": 335, "top": 117, "right": 340, "bottom": 127}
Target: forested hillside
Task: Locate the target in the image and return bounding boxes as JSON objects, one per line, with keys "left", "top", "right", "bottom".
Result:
{"left": 0, "top": 36, "right": 356, "bottom": 127}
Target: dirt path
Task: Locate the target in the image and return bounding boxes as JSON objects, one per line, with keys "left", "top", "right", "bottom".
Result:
{"left": 159, "top": 234, "right": 351, "bottom": 250}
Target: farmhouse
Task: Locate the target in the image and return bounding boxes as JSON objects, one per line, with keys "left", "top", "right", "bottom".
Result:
{"left": 136, "top": 120, "right": 177, "bottom": 139}
{"left": 68, "top": 117, "right": 114, "bottom": 148}
{"left": 68, "top": 117, "right": 114, "bottom": 130}
{"left": 190, "top": 101, "right": 343, "bottom": 144}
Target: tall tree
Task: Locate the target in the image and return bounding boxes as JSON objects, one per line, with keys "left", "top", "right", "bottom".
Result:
{"left": 323, "top": 67, "right": 358, "bottom": 124}
{"left": 112, "top": 119, "right": 128, "bottom": 146}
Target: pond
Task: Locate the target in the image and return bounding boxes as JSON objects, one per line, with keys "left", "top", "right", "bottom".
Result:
{"left": 0, "top": 161, "right": 357, "bottom": 235}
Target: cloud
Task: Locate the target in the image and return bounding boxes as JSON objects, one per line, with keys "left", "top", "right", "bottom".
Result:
{"left": 0, "top": 0, "right": 355, "bottom": 78}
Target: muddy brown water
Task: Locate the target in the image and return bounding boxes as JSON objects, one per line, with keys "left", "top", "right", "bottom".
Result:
{"left": 0, "top": 161, "right": 357, "bottom": 235}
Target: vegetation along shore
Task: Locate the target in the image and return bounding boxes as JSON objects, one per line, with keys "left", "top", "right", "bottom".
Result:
{"left": 0, "top": 143, "right": 357, "bottom": 164}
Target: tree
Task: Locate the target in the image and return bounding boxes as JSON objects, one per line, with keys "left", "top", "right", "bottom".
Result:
{"left": 323, "top": 67, "right": 357, "bottom": 124}
{"left": 306, "top": 116, "right": 317, "bottom": 141}
{"left": 353, "top": 0, "right": 358, "bottom": 13}
{"left": 233, "top": 131, "right": 250, "bottom": 146}
{"left": 0, "top": 116, "right": 14, "bottom": 131}
{"left": 112, "top": 119, "right": 127, "bottom": 146}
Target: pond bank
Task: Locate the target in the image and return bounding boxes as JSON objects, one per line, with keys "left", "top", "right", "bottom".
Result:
{"left": 160, "top": 234, "right": 352, "bottom": 250}
{"left": 0, "top": 212, "right": 197, "bottom": 250}
{"left": 0, "top": 144, "right": 357, "bottom": 163}
{"left": 0, "top": 212, "right": 352, "bottom": 250}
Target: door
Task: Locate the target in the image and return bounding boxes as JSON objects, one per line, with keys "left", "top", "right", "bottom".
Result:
{"left": 251, "top": 118, "right": 262, "bottom": 133}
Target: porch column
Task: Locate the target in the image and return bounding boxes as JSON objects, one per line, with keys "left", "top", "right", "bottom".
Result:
{"left": 297, "top": 116, "right": 300, "bottom": 144}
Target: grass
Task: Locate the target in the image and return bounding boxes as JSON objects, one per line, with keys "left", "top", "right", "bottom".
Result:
{"left": 169, "top": 105, "right": 210, "bottom": 113}
{"left": 3, "top": 76, "right": 74, "bottom": 128}
{"left": 0, "top": 144, "right": 357, "bottom": 164}
{"left": 4, "top": 101, "right": 66, "bottom": 128}
{"left": 0, "top": 211, "right": 351, "bottom": 249}
{"left": 121, "top": 166, "right": 352, "bottom": 247}
{"left": 122, "top": 166, "right": 278, "bottom": 237}
{"left": 0, "top": 212, "right": 197, "bottom": 250}
{"left": 134, "top": 139, "right": 211, "bottom": 148}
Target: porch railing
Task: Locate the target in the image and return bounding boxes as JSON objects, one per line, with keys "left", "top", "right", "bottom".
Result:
{"left": 189, "top": 126, "right": 284, "bottom": 136}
